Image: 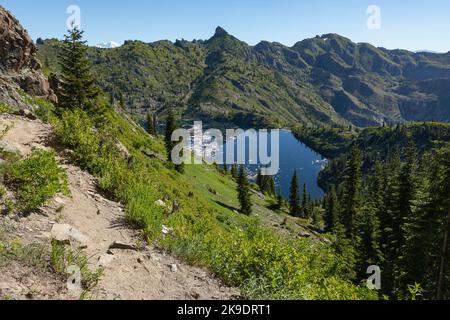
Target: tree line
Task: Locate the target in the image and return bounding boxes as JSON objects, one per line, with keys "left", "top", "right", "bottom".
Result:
{"left": 321, "top": 144, "right": 450, "bottom": 299}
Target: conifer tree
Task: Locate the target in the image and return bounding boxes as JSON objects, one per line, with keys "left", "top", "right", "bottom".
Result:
{"left": 256, "top": 169, "right": 263, "bottom": 190}
{"left": 276, "top": 187, "right": 284, "bottom": 210}
{"left": 355, "top": 202, "right": 381, "bottom": 279}
{"left": 301, "top": 183, "right": 310, "bottom": 218}
{"left": 223, "top": 161, "right": 228, "bottom": 175}
{"left": 289, "top": 170, "right": 301, "bottom": 217}
{"left": 164, "top": 108, "right": 176, "bottom": 163}
{"left": 332, "top": 213, "right": 357, "bottom": 281}
{"left": 268, "top": 176, "right": 276, "bottom": 196}
{"left": 380, "top": 148, "right": 402, "bottom": 296}
{"left": 231, "top": 164, "right": 238, "bottom": 180}
{"left": 237, "top": 166, "right": 252, "bottom": 215}
{"left": 147, "top": 112, "right": 157, "bottom": 136}
{"left": 324, "top": 185, "right": 339, "bottom": 233}
{"left": 58, "top": 26, "right": 99, "bottom": 111}
{"left": 164, "top": 108, "right": 184, "bottom": 173}
{"left": 341, "top": 146, "right": 362, "bottom": 240}
{"left": 416, "top": 145, "right": 450, "bottom": 299}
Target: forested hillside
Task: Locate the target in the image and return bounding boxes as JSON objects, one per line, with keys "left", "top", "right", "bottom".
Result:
{"left": 295, "top": 122, "right": 450, "bottom": 299}
{"left": 38, "top": 29, "right": 450, "bottom": 129}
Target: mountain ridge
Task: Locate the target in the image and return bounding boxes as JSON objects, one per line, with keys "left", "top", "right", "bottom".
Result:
{"left": 37, "top": 26, "right": 450, "bottom": 128}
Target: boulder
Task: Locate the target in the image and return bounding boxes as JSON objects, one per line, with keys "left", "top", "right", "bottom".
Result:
{"left": 0, "top": 6, "right": 58, "bottom": 105}
{"left": 98, "top": 253, "right": 115, "bottom": 267}
{"left": 51, "top": 224, "right": 90, "bottom": 248}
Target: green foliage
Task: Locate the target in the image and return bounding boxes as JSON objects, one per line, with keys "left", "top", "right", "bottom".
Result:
{"left": 18, "top": 91, "right": 57, "bottom": 123}
{"left": 237, "top": 166, "right": 252, "bottom": 215}
{"left": 0, "top": 239, "right": 48, "bottom": 269}
{"left": 230, "top": 163, "right": 238, "bottom": 180}
{"left": 256, "top": 169, "right": 276, "bottom": 196}
{"left": 51, "top": 240, "right": 103, "bottom": 294}
{"left": 407, "top": 283, "right": 423, "bottom": 300}
{"left": 317, "top": 126, "right": 450, "bottom": 299}
{"left": 0, "top": 102, "right": 10, "bottom": 114}
{"left": 341, "top": 146, "right": 362, "bottom": 240}
{"left": 289, "top": 170, "right": 301, "bottom": 217}
{"left": 58, "top": 27, "right": 99, "bottom": 111}
{"left": 146, "top": 112, "right": 157, "bottom": 136}
{"left": 47, "top": 103, "right": 373, "bottom": 300}
{"left": 164, "top": 108, "right": 184, "bottom": 173}
{"left": 4, "top": 150, "right": 69, "bottom": 213}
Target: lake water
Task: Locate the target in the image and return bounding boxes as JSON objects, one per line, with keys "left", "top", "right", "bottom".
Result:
{"left": 214, "top": 130, "right": 326, "bottom": 199}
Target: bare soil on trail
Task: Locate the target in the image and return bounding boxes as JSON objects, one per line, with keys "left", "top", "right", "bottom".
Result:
{"left": 0, "top": 115, "right": 240, "bottom": 300}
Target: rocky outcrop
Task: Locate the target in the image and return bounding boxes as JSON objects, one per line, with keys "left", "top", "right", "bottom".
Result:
{"left": 0, "top": 6, "right": 57, "bottom": 110}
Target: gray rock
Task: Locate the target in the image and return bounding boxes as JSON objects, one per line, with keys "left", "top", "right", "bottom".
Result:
{"left": 109, "top": 241, "right": 137, "bottom": 251}
{"left": 98, "top": 253, "right": 115, "bottom": 267}
{"left": 51, "top": 224, "right": 90, "bottom": 248}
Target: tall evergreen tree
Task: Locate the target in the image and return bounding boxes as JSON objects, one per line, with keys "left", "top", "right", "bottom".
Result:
{"left": 146, "top": 112, "right": 157, "bottom": 136}
{"left": 223, "top": 161, "right": 228, "bottom": 175}
{"left": 341, "top": 146, "right": 362, "bottom": 240}
{"left": 380, "top": 148, "right": 402, "bottom": 296}
{"left": 237, "top": 166, "right": 253, "bottom": 215}
{"left": 420, "top": 145, "right": 450, "bottom": 299}
{"left": 400, "top": 152, "right": 432, "bottom": 298}
{"left": 394, "top": 142, "right": 419, "bottom": 294}
{"left": 231, "top": 163, "right": 238, "bottom": 180}
{"left": 289, "top": 170, "right": 301, "bottom": 217}
{"left": 324, "top": 185, "right": 339, "bottom": 233}
{"left": 301, "top": 183, "right": 310, "bottom": 218}
{"left": 355, "top": 202, "right": 381, "bottom": 279}
{"left": 58, "top": 27, "right": 99, "bottom": 111}
{"left": 276, "top": 187, "right": 284, "bottom": 210}
{"left": 164, "top": 108, "right": 184, "bottom": 173}
{"left": 164, "top": 108, "right": 176, "bottom": 162}
{"left": 256, "top": 169, "right": 263, "bottom": 190}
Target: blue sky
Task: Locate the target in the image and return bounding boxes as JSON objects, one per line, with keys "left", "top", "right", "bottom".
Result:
{"left": 1, "top": 0, "right": 450, "bottom": 52}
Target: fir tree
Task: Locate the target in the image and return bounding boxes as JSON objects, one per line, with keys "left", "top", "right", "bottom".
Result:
{"left": 276, "top": 187, "right": 284, "bottom": 210}
{"left": 289, "top": 170, "right": 301, "bottom": 217}
{"left": 223, "top": 162, "right": 228, "bottom": 175}
{"left": 380, "top": 148, "right": 402, "bottom": 296}
{"left": 324, "top": 185, "right": 339, "bottom": 233}
{"left": 164, "top": 108, "right": 184, "bottom": 173}
{"left": 164, "top": 108, "right": 176, "bottom": 162}
{"left": 237, "top": 166, "right": 252, "bottom": 215}
{"left": 231, "top": 164, "right": 238, "bottom": 180}
{"left": 256, "top": 169, "right": 263, "bottom": 190}
{"left": 341, "top": 146, "right": 362, "bottom": 240}
{"left": 301, "top": 183, "right": 310, "bottom": 218}
{"left": 268, "top": 176, "right": 276, "bottom": 196}
{"left": 147, "top": 112, "right": 157, "bottom": 136}
{"left": 58, "top": 26, "right": 99, "bottom": 111}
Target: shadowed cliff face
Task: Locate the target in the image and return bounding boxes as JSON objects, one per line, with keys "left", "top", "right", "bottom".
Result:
{"left": 0, "top": 6, "right": 57, "bottom": 109}
{"left": 0, "top": 6, "right": 39, "bottom": 72}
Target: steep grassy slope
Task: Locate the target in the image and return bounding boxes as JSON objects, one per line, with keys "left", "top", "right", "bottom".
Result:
{"left": 15, "top": 94, "right": 376, "bottom": 300}
{"left": 38, "top": 30, "right": 450, "bottom": 128}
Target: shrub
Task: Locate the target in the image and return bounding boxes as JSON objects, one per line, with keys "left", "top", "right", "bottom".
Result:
{"left": 0, "top": 102, "right": 10, "bottom": 114}
{"left": 51, "top": 240, "right": 103, "bottom": 294}
{"left": 5, "top": 149, "right": 69, "bottom": 213}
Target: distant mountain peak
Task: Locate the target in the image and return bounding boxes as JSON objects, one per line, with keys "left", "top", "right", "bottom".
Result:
{"left": 214, "top": 26, "right": 229, "bottom": 37}
{"left": 95, "top": 41, "right": 120, "bottom": 49}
